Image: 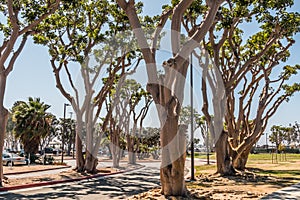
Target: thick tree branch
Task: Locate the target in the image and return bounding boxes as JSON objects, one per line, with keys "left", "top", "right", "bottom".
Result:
{"left": 171, "top": 0, "right": 194, "bottom": 55}
{"left": 226, "top": 36, "right": 278, "bottom": 90}
{"left": 175, "top": 1, "right": 224, "bottom": 68}
{"left": 116, "top": 0, "right": 157, "bottom": 84}
{"left": 19, "top": 0, "right": 60, "bottom": 35}
{"left": 0, "top": 1, "right": 19, "bottom": 68}
{"left": 5, "top": 34, "right": 28, "bottom": 76}
{"left": 51, "top": 59, "right": 73, "bottom": 104}
{"left": 151, "top": 9, "right": 172, "bottom": 55}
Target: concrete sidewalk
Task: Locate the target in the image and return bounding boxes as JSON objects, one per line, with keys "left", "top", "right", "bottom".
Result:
{"left": 1, "top": 160, "right": 144, "bottom": 192}
{"left": 261, "top": 183, "right": 300, "bottom": 199}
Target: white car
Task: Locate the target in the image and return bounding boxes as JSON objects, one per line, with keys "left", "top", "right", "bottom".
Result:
{"left": 2, "top": 152, "right": 28, "bottom": 166}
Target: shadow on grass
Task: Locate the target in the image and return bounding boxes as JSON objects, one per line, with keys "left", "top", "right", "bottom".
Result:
{"left": 224, "top": 167, "right": 300, "bottom": 188}
{"left": 193, "top": 166, "right": 300, "bottom": 191}
{"left": 248, "top": 167, "right": 300, "bottom": 177}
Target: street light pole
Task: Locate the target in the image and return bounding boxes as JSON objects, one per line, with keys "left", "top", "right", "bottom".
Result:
{"left": 206, "top": 131, "right": 210, "bottom": 165}
{"left": 62, "top": 103, "right": 70, "bottom": 164}
{"left": 69, "top": 111, "right": 75, "bottom": 159}
{"left": 266, "top": 132, "right": 268, "bottom": 149}
{"left": 190, "top": 52, "right": 195, "bottom": 181}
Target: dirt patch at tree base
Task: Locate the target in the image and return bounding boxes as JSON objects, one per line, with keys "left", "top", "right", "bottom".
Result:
{"left": 3, "top": 164, "right": 69, "bottom": 175}
{"left": 129, "top": 172, "right": 290, "bottom": 199}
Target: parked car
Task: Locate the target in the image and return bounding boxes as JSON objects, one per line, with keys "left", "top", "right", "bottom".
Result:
{"left": 39, "top": 147, "right": 54, "bottom": 155}
{"left": 53, "top": 148, "right": 63, "bottom": 155}
{"left": 2, "top": 152, "right": 28, "bottom": 166}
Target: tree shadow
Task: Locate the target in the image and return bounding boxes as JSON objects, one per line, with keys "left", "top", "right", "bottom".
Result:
{"left": 214, "top": 167, "right": 300, "bottom": 189}
{"left": 0, "top": 167, "right": 160, "bottom": 200}
{"left": 249, "top": 167, "right": 300, "bottom": 176}
{"left": 261, "top": 183, "right": 300, "bottom": 199}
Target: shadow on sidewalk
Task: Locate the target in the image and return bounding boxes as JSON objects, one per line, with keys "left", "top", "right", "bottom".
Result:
{"left": 0, "top": 167, "right": 160, "bottom": 200}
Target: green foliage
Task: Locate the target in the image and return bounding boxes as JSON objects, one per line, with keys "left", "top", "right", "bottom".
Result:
{"left": 5, "top": 114, "right": 14, "bottom": 135}
{"left": 34, "top": 0, "right": 111, "bottom": 63}
{"left": 179, "top": 106, "right": 201, "bottom": 126}
{"left": 282, "top": 83, "right": 300, "bottom": 97}
{"left": 197, "top": 0, "right": 300, "bottom": 133}
{"left": 11, "top": 97, "right": 53, "bottom": 155}
{"left": 0, "top": 0, "right": 59, "bottom": 38}
{"left": 119, "top": 79, "right": 153, "bottom": 114}
{"left": 278, "top": 143, "right": 286, "bottom": 151}
{"left": 138, "top": 127, "right": 160, "bottom": 159}
{"left": 179, "top": 106, "right": 209, "bottom": 135}
{"left": 269, "top": 125, "right": 294, "bottom": 148}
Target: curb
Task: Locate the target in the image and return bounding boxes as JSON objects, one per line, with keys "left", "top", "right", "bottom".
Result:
{"left": 4, "top": 165, "right": 71, "bottom": 176}
{"left": 98, "top": 159, "right": 161, "bottom": 163}
{"left": 0, "top": 165, "right": 145, "bottom": 192}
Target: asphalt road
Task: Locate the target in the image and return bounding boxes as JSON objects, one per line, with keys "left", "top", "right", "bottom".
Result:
{"left": 2, "top": 158, "right": 295, "bottom": 199}
{"left": 0, "top": 164, "right": 160, "bottom": 200}
{"left": 0, "top": 158, "right": 214, "bottom": 200}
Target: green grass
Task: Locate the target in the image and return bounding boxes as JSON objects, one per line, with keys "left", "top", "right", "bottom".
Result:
{"left": 247, "top": 153, "right": 300, "bottom": 164}
{"left": 194, "top": 164, "right": 216, "bottom": 176}
{"left": 246, "top": 153, "right": 300, "bottom": 182}
{"left": 189, "top": 153, "right": 300, "bottom": 192}
{"left": 188, "top": 152, "right": 216, "bottom": 160}
{"left": 190, "top": 152, "right": 300, "bottom": 161}
{"left": 192, "top": 153, "right": 300, "bottom": 178}
{"left": 250, "top": 168, "right": 300, "bottom": 177}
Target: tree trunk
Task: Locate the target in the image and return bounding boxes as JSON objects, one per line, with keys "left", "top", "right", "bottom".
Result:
{"left": 0, "top": 73, "right": 9, "bottom": 187}
{"left": 127, "top": 136, "right": 137, "bottom": 164}
{"left": 67, "top": 133, "right": 73, "bottom": 156}
{"left": 84, "top": 151, "right": 98, "bottom": 173}
{"left": 84, "top": 110, "right": 98, "bottom": 173}
{"left": 75, "top": 119, "right": 84, "bottom": 172}
{"left": 233, "top": 150, "right": 250, "bottom": 171}
{"left": 215, "top": 130, "right": 235, "bottom": 175}
{"left": 160, "top": 117, "right": 187, "bottom": 196}
{"left": 111, "top": 130, "right": 121, "bottom": 168}
{"left": 106, "top": 144, "right": 112, "bottom": 158}
{"left": 232, "top": 141, "right": 254, "bottom": 171}
{"left": 128, "top": 151, "right": 136, "bottom": 164}
{"left": 0, "top": 107, "right": 8, "bottom": 187}
{"left": 75, "top": 133, "right": 84, "bottom": 171}
{"left": 111, "top": 145, "right": 120, "bottom": 168}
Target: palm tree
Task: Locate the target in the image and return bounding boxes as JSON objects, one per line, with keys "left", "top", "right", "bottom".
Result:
{"left": 11, "top": 97, "right": 53, "bottom": 161}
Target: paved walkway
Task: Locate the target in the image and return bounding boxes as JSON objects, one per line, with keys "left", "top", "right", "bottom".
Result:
{"left": 2, "top": 157, "right": 300, "bottom": 199}
{"left": 261, "top": 183, "right": 300, "bottom": 199}
{"left": 5, "top": 167, "right": 71, "bottom": 179}
{"left": 0, "top": 166, "right": 160, "bottom": 200}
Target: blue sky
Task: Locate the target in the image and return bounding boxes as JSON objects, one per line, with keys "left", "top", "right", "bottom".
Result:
{"left": 3, "top": 1, "right": 300, "bottom": 145}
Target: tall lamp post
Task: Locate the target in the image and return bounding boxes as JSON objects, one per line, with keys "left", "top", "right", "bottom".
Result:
{"left": 190, "top": 53, "right": 195, "bottom": 181}
{"left": 62, "top": 103, "right": 70, "bottom": 164}
{"left": 266, "top": 132, "right": 268, "bottom": 149}
{"left": 69, "top": 111, "right": 75, "bottom": 159}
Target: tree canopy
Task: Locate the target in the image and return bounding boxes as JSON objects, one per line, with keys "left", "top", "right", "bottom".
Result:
{"left": 11, "top": 97, "right": 53, "bottom": 156}
{"left": 188, "top": 0, "right": 300, "bottom": 174}
{"left": 0, "top": 0, "right": 61, "bottom": 186}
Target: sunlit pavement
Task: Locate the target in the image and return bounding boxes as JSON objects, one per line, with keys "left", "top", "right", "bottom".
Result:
{"left": 2, "top": 156, "right": 298, "bottom": 199}
{"left": 261, "top": 183, "right": 300, "bottom": 199}
{"left": 1, "top": 156, "right": 161, "bottom": 199}
{"left": 0, "top": 166, "right": 160, "bottom": 200}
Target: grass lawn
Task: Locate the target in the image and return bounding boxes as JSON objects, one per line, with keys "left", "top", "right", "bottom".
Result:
{"left": 246, "top": 153, "right": 300, "bottom": 183}
{"left": 248, "top": 152, "right": 300, "bottom": 163}
{"left": 190, "top": 152, "right": 300, "bottom": 164}
{"left": 193, "top": 153, "right": 300, "bottom": 186}
{"left": 186, "top": 153, "right": 300, "bottom": 199}
{"left": 131, "top": 153, "right": 300, "bottom": 199}
{"left": 189, "top": 152, "right": 216, "bottom": 160}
